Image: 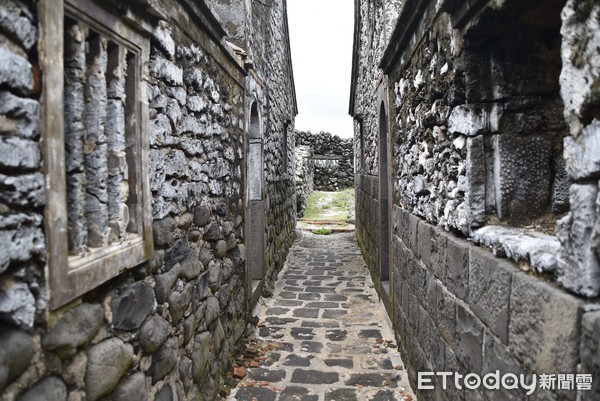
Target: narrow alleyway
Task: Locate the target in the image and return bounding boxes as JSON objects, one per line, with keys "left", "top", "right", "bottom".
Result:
{"left": 228, "top": 231, "right": 415, "bottom": 401}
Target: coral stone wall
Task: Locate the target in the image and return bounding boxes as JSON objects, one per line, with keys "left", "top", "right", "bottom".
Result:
{"left": 351, "top": 0, "right": 600, "bottom": 400}
{"left": 295, "top": 130, "right": 355, "bottom": 192}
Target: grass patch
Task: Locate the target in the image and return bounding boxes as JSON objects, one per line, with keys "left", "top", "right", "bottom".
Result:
{"left": 313, "top": 228, "right": 333, "bottom": 235}
{"left": 302, "top": 189, "right": 354, "bottom": 222}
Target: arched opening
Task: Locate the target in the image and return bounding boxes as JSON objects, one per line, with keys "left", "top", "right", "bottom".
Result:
{"left": 378, "top": 101, "right": 390, "bottom": 289}
{"left": 246, "top": 101, "right": 265, "bottom": 300}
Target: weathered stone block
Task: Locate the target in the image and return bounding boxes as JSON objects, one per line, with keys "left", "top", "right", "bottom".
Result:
{"left": 465, "top": 135, "right": 486, "bottom": 228}
{"left": 152, "top": 21, "right": 175, "bottom": 60}
{"left": 86, "top": 338, "right": 134, "bottom": 401}
{"left": 149, "top": 55, "right": 182, "bottom": 86}
{"left": 468, "top": 246, "right": 513, "bottom": 344}
{"left": 179, "top": 355, "right": 193, "bottom": 392}
{"left": 436, "top": 283, "right": 456, "bottom": 344}
{"left": 165, "top": 237, "right": 188, "bottom": 268}
{"left": 455, "top": 303, "right": 483, "bottom": 373}
{"left": 203, "top": 221, "right": 221, "bottom": 241}
{"left": 0, "top": 173, "right": 45, "bottom": 209}
{"left": 0, "top": 324, "right": 33, "bottom": 392}
{"left": 167, "top": 282, "right": 193, "bottom": 324}
{"left": 580, "top": 311, "right": 600, "bottom": 401}
{"left": 493, "top": 134, "right": 552, "bottom": 222}
{"left": 560, "top": 0, "right": 600, "bottom": 133}
{"left": 0, "top": 137, "right": 40, "bottom": 170}
{"left": 139, "top": 314, "right": 170, "bottom": 354}
{"left": 214, "top": 240, "right": 227, "bottom": 259}
{"left": 443, "top": 346, "right": 465, "bottom": 401}
{"left": 509, "top": 273, "right": 582, "bottom": 373}
{"left": 179, "top": 250, "right": 203, "bottom": 280}
{"left": 154, "top": 268, "right": 180, "bottom": 305}
{"left": 0, "top": 2, "right": 36, "bottom": 50}
{"left": 152, "top": 217, "right": 176, "bottom": 248}
{"left": 112, "top": 372, "right": 147, "bottom": 401}
{"left": 149, "top": 114, "right": 173, "bottom": 147}
{"left": 481, "top": 330, "right": 528, "bottom": 401}
{"left": 43, "top": 303, "right": 104, "bottom": 358}
{"left": 155, "top": 384, "right": 173, "bottom": 401}
{"left": 564, "top": 120, "right": 600, "bottom": 180}
{"left": 0, "top": 278, "right": 35, "bottom": 330}
{"left": 150, "top": 337, "right": 177, "bottom": 383}
{"left": 557, "top": 184, "right": 600, "bottom": 297}
{"left": 0, "top": 214, "right": 44, "bottom": 273}
{"left": 18, "top": 376, "right": 67, "bottom": 401}
{"left": 417, "top": 221, "right": 433, "bottom": 267}
{"left": 0, "top": 46, "right": 33, "bottom": 95}
{"left": 445, "top": 235, "right": 469, "bottom": 300}
{"left": 0, "top": 92, "right": 39, "bottom": 139}
{"left": 448, "top": 103, "right": 502, "bottom": 136}
{"left": 430, "top": 226, "right": 448, "bottom": 282}
{"left": 111, "top": 281, "right": 155, "bottom": 331}
{"left": 191, "top": 332, "right": 212, "bottom": 384}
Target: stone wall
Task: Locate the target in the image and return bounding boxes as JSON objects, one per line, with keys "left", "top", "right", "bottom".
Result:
{"left": 295, "top": 130, "right": 354, "bottom": 191}
{"left": 350, "top": 1, "right": 600, "bottom": 400}
{"left": 0, "top": 0, "right": 296, "bottom": 400}
{"left": 247, "top": 0, "right": 297, "bottom": 297}
{"left": 294, "top": 145, "right": 314, "bottom": 218}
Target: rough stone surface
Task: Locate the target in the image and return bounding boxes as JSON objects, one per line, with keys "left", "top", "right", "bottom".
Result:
{"left": 42, "top": 303, "right": 104, "bottom": 359}
{"left": 509, "top": 273, "right": 582, "bottom": 373}
{"left": 0, "top": 279, "right": 35, "bottom": 330}
{"left": 295, "top": 130, "right": 354, "bottom": 193}
{"left": 85, "top": 338, "right": 134, "bottom": 401}
{"left": 111, "top": 281, "right": 156, "bottom": 331}
{"left": 557, "top": 184, "right": 600, "bottom": 297}
{"left": 17, "top": 376, "right": 67, "bottom": 401}
{"left": 150, "top": 337, "right": 177, "bottom": 383}
{"left": 112, "top": 372, "right": 147, "bottom": 401}
{"left": 472, "top": 225, "right": 561, "bottom": 274}
{"left": 581, "top": 311, "right": 600, "bottom": 400}
{"left": 139, "top": 314, "right": 170, "bottom": 354}
{"left": 468, "top": 247, "right": 513, "bottom": 344}
{"left": 0, "top": 324, "right": 33, "bottom": 392}
{"left": 0, "top": 46, "right": 33, "bottom": 95}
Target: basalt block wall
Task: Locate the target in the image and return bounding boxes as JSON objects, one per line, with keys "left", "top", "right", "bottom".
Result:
{"left": 234, "top": 0, "right": 297, "bottom": 296}
{"left": 0, "top": 0, "right": 296, "bottom": 400}
{"left": 351, "top": 0, "right": 600, "bottom": 400}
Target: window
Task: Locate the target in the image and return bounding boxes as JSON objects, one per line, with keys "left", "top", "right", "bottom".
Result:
{"left": 41, "top": 0, "right": 152, "bottom": 309}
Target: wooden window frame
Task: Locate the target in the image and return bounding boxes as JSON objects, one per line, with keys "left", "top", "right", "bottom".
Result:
{"left": 40, "top": 0, "right": 153, "bottom": 309}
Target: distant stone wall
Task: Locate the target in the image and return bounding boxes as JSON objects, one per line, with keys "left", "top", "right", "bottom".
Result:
{"left": 294, "top": 145, "right": 314, "bottom": 217}
{"left": 0, "top": 0, "right": 296, "bottom": 400}
{"left": 295, "top": 130, "right": 354, "bottom": 191}
{"left": 350, "top": 1, "right": 600, "bottom": 400}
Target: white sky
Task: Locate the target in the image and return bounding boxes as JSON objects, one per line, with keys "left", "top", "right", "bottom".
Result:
{"left": 287, "top": 0, "right": 354, "bottom": 138}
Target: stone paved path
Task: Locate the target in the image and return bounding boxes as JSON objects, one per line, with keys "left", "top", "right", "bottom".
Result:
{"left": 228, "top": 231, "right": 415, "bottom": 401}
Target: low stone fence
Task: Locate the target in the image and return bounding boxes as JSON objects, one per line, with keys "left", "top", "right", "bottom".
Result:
{"left": 295, "top": 130, "right": 354, "bottom": 195}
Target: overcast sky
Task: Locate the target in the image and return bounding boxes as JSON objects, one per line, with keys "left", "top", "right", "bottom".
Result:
{"left": 287, "top": 0, "right": 354, "bottom": 138}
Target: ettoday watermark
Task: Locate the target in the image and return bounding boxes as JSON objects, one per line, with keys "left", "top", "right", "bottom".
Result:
{"left": 418, "top": 371, "right": 593, "bottom": 395}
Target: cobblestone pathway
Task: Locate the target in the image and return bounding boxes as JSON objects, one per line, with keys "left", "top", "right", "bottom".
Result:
{"left": 228, "top": 231, "right": 415, "bottom": 401}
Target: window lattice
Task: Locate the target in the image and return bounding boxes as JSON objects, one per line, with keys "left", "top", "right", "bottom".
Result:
{"left": 64, "top": 17, "right": 139, "bottom": 255}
